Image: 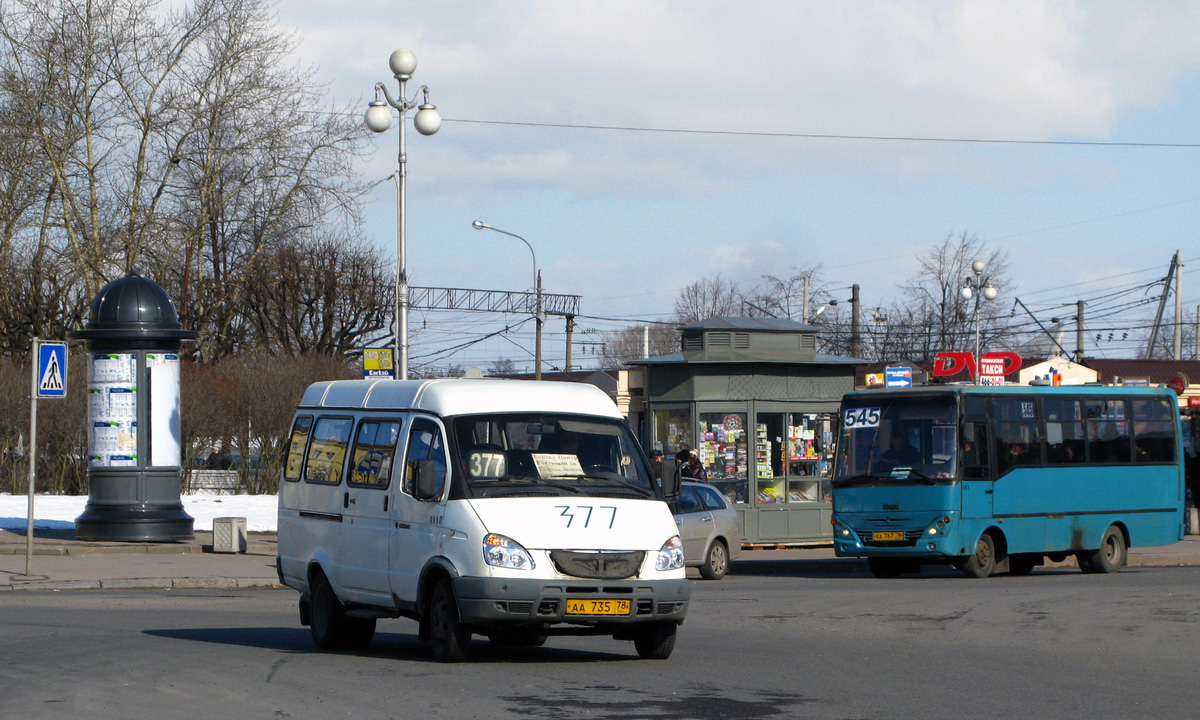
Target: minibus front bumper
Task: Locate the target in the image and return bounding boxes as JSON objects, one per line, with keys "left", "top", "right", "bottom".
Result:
{"left": 452, "top": 576, "right": 691, "bottom": 627}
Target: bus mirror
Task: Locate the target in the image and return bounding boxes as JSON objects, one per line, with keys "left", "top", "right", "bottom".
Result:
{"left": 413, "top": 460, "right": 438, "bottom": 500}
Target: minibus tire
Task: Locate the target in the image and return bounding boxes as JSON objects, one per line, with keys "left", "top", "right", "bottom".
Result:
{"left": 699, "top": 540, "right": 729, "bottom": 580}
{"left": 428, "top": 579, "right": 471, "bottom": 662}
{"left": 633, "top": 621, "right": 677, "bottom": 660}
{"left": 962, "top": 533, "right": 996, "bottom": 579}
{"left": 310, "top": 573, "right": 375, "bottom": 651}
{"left": 1085, "top": 526, "right": 1127, "bottom": 574}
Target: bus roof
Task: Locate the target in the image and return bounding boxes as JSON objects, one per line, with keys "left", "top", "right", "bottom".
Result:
{"left": 296, "top": 378, "right": 624, "bottom": 419}
{"left": 843, "top": 384, "right": 1178, "bottom": 402}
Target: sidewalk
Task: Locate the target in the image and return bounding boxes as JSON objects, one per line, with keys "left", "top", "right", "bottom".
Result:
{"left": 0, "top": 528, "right": 282, "bottom": 592}
{"left": 2, "top": 528, "right": 1198, "bottom": 592}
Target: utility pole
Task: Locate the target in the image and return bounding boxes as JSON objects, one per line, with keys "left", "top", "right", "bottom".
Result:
{"left": 802, "top": 276, "right": 810, "bottom": 323}
{"left": 1145, "top": 252, "right": 1179, "bottom": 359}
{"left": 850, "top": 284, "right": 861, "bottom": 358}
{"left": 1174, "top": 248, "right": 1184, "bottom": 360}
{"left": 564, "top": 315, "right": 574, "bottom": 371}
{"left": 1076, "top": 300, "right": 1085, "bottom": 361}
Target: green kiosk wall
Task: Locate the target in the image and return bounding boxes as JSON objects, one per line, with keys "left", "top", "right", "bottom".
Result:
{"left": 635, "top": 318, "right": 860, "bottom": 545}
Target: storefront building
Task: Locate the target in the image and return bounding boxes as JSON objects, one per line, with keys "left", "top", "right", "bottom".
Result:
{"left": 633, "top": 317, "right": 861, "bottom": 545}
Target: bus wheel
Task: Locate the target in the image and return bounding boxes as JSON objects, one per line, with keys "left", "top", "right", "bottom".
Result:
{"left": 428, "top": 578, "right": 472, "bottom": 662}
{"left": 962, "top": 533, "right": 996, "bottom": 579}
{"left": 867, "top": 557, "right": 903, "bottom": 578}
{"left": 1008, "top": 553, "right": 1037, "bottom": 576}
{"left": 1085, "top": 526, "right": 1127, "bottom": 574}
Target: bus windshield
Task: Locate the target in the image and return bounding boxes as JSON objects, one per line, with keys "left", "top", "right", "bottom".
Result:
{"left": 451, "top": 413, "right": 655, "bottom": 499}
{"left": 834, "top": 395, "right": 958, "bottom": 487}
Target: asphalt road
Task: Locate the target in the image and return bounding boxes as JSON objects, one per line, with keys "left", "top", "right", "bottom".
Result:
{"left": 2, "top": 565, "right": 1199, "bottom": 720}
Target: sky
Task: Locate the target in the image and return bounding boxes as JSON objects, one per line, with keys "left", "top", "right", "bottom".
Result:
{"left": 268, "top": 0, "right": 1200, "bottom": 372}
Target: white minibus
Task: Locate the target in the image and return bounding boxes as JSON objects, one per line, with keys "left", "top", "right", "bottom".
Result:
{"left": 276, "top": 378, "right": 690, "bottom": 661}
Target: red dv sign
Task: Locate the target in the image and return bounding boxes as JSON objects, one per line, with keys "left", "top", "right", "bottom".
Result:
{"left": 932, "top": 351, "right": 1021, "bottom": 382}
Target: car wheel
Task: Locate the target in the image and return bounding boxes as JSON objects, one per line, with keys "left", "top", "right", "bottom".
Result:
{"left": 428, "top": 578, "right": 471, "bottom": 662}
{"left": 699, "top": 540, "right": 729, "bottom": 580}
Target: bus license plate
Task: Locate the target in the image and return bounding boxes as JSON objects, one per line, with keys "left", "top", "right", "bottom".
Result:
{"left": 565, "top": 598, "right": 630, "bottom": 616}
{"left": 873, "top": 531, "right": 904, "bottom": 541}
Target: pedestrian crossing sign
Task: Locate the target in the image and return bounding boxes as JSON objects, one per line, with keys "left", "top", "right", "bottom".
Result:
{"left": 37, "top": 341, "right": 68, "bottom": 398}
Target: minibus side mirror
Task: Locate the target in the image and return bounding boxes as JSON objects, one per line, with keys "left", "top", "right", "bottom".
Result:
{"left": 413, "top": 459, "right": 438, "bottom": 501}
{"left": 660, "top": 460, "right": 681, "bottom": 498}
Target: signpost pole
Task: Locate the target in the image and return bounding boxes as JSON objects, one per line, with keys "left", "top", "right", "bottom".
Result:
{"left": 17, "top": 338, "right": 47, "bottom": 581}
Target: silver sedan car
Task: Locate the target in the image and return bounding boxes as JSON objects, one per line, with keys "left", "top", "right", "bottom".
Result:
{"left": 673, "top": 480, "right": 742, "bottom": 580}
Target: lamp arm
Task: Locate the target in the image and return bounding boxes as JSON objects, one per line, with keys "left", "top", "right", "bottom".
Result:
{"left": 376, "top": 82, "right": 431, "bottom": 112}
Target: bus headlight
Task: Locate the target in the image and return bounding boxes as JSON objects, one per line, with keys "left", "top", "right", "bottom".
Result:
{"left": 484, "top": 534, "right": 535, "bottom": 570}
{"left": 656, "top": 535, "right": 685, "bottom": 571}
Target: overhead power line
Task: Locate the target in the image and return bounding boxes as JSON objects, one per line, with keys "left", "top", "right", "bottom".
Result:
{"left": 444, "top": 117, "right": 1200, "bottom": 149}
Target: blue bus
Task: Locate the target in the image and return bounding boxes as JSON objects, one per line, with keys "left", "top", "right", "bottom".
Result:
{"left": 831, "top": 384, "right": 1186, "bottom": 578}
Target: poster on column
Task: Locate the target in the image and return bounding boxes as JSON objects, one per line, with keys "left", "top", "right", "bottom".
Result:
{"left": 88, "top": 352, "right": 138, "bottom": 468}
{"left": 148, "top": 353, "right": 181, "bottom": 467}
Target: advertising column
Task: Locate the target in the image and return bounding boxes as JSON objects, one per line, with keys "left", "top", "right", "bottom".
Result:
{"left": 70, "top": 274, "right": 197, "bottom": 542}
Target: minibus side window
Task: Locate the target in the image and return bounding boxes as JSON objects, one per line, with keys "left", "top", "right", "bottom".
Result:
{"left": 403, "top": 418, "right": 447, "bottom": 499}
{"left": 349, "top": 420, "right": 402, "bottom": 488}
{"left": 304, "top": 416, "right": 354, "bottom": 485}
{"left": 284, "top": 416, "right": 313, "bottom": 482}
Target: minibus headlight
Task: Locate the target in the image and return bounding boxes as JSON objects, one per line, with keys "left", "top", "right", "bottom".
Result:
{"left": 483, "top": 534, "right": 535, "bottom": 570}
{"left": 656, "top": 535, "right": 685, "bottom": 571}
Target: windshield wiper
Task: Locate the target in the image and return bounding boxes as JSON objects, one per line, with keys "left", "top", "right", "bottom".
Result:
{"left": 833, "top": 474, "right": 885, "bottom": 488}
{"left": 573, "top": 475, "right": 653, "bottom": 497}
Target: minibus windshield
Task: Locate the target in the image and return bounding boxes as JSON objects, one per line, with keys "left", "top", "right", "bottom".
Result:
{"left": 833, "top": 395, "right": 959, "bottom": 487}
{"left": 452, "top": 414, "right": 655, "bottom": 498}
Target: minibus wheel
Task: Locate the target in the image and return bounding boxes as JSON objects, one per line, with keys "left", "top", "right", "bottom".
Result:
{"left": 962, "top": 533, "right": 996, "bottom": 579}
{"left": 310, "top": 572, "right": 376, "bottom": 651}
{"left": 633, "top": 620, "right": 677, "bottom": 660}
{"left": 428, "top": 578, "right": 472, "bottom": 662}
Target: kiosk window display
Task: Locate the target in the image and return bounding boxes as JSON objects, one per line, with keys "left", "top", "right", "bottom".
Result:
{"left": 698, "top": 412, "right": 749, "bottom": 503}
{"left": 698, "top": 410, "right": 834, "bottom": 506}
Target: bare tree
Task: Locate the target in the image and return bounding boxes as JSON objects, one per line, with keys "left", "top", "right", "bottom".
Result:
{"left": 744, "top": 267, "right": 828, "bottom": 321}
{"left": 892, "top": 233, "right": 1012, "bottom": 360}
{"left": 673, "top": 275, "right": 744, "bottom": 323}
{"left": 601, "top": 324, "right": 679, "bottom": 367}
{"left": 0, "top": 0, "right": 374, "bottom": 359}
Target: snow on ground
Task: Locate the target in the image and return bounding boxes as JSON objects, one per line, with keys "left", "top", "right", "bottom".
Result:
{"left": 0, "top": 493, "right": 278, "bottom": 533}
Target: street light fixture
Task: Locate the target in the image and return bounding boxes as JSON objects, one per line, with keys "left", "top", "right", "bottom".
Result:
{"left": 365, "top": 49, "right": 442, "bottom": 380}
{"left": 961, "top": 259, "right": 998, "bottom": 383}
{"left": 471, "top": 221, "right": 543, "bottom": 380}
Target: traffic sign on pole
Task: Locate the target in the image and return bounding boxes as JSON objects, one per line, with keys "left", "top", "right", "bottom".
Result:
{"left": 37, "top": 341, "right": 68, "bottom": 398}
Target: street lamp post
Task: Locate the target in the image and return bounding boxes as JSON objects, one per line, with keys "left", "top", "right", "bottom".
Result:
{"left": 365, "top": 49, "right": 442, "bottom": 380}
{"left": 960, "top": 259, "right": 998, "bottom": 384}
{"left": 471, "top": 221, "right": 543, "bottom": 380}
